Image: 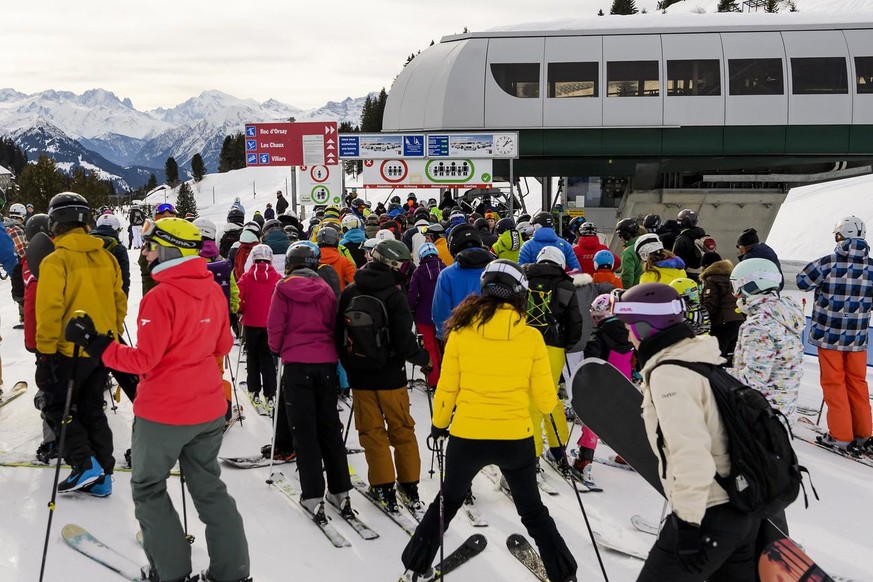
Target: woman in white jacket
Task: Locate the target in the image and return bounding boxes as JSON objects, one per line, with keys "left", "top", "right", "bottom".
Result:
{"left": 613, "top": 283, "right": 760, "bottom": 582}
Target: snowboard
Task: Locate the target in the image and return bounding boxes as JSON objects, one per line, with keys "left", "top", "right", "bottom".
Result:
{"left": 759, "top": 538, "right": 835, "bottom": 582}
{"left": 506, "top": 533, "right": 548, "bottom": 581}
{"left": 0, "top": 381, "right": 27, "bottom": 408}
{"left": 61, "top": 524, "right": 145, "bottom": 581}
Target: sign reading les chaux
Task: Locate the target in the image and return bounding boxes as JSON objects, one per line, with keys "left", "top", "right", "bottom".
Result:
{"left": 244, "top": 122, "right": 338, "bottom": 166}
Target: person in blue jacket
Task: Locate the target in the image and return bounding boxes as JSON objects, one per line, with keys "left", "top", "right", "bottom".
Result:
{"left": 431, "top": 224, "right": 493, "bottom": 340}
{"left": 518, "top": 211, "right": 581, "bottom": 270}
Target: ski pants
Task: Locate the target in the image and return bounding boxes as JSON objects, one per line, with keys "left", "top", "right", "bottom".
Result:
{"left": 401, "top": 437, "right": 577, "bottom": 582}
{"left": 244, "top": 326, "right": 276, "bottom": 399}
{"left": 273, "top": 382, "right": 295, "bottom": 454}
{"left": 131, "top": 224, "right": 143, "bottom": 248}
{"left": 530, "top": 346, "right": 570, "bottom": 457}
{"left": 417, "top": 322, "right": 442, "bottom": 387}
{"left": 818, "top": 348, "right": 872, "bottom": 441}
{"left": 284, "top": 362, "right": 352, "bottom": 501}
{"left": 637, "top": 504, "right": 760, "bottom": 582}
{"left": 132, "top": 416, "right": 250, "bottom": 582}
{"left": 39, "top": 353, "right": 114, "bottom": 474}
{"left": 353, "top": 387, "right": 420, "bottom": 487}
{"left": 711, "top": 320, "right": 743, "bottom": 366}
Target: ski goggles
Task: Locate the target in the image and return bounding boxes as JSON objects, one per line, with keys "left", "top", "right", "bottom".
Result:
{"left": 155, "top": 203, "right": 176, "bottom": 216}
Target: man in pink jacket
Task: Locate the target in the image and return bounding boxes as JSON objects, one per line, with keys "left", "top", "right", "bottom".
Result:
{"left": 65, "top": 218, "right": 250, "bottom": 582}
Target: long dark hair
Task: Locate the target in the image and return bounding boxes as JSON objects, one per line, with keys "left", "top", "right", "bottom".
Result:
{"left": 444, "top": 292, "right": 527, "bottom": 335}
{"left": 644, "top": 249, "right": 677, "bottom": 281}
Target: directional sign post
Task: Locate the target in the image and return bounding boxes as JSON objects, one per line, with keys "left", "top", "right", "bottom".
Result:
{"left": 244, "top": 122, "right": 338, "bottom": 167}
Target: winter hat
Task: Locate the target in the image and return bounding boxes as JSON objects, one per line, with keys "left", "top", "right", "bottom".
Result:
{"left": 736, "top": 228, "right": 759, "bottom": 247}
{"left": 324, "top": 207, "right": 341, "bottom": 221}
{"left": 701, "top": 251, "right": 722, "bottom": 269}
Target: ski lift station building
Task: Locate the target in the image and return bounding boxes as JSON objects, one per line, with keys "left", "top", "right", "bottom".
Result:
{"left": 382, "top": 13, "right": 873, "bottom": 247}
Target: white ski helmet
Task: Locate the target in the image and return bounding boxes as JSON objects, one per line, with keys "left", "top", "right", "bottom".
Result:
{"left": 95, "top": 213, "right": 122, "bottom": 232}
{"left": 634, "top": 233, "right": 664, "bottom": 261}
{"left": 250, "top": 243, "right": 273, "bottom": 263}
{"left": 8, "top": 203, "right": 27, "bottom": 221}
{"left": 193, "top": 217, "right": 217, "bottom": 240}
{"left": 375, "top": 229, "right": 395, "bottom": 242}
{"left": 730, "top": 258, "right": 782, "bottom": 297}
{"left": 536, "top": 246, "right": 566, "bottom": 268}
{"left": 590, "top": 293, "right": 613, "bottom": 324}
{"left": 833, "top": 215, "right": 866, "bottom": 240}
{"left": 341, "top": 214, "right": 362, "bottom": 232}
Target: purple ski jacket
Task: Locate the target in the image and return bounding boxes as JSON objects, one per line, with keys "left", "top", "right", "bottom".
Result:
{"left": 267, "top": 268, "right": 338, "bottom": 364}
{"left": 407, "top": 255, "right": 446, "bottom": 326}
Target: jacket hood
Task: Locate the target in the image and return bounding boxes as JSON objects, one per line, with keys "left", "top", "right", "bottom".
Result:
{"left": 151, "top": 256, "right": 219, "bottom": 300}
{"left": 571, "top": 272, "right": 594, "bottom": 287}
{"left": 680, "top": 226, "right": 707, "bottom": 239}
{"left": 276, "top": 270, "right": 328, "bottom": 302}
{"left": 240, "top": 230, "right": 259, "bottom": 244}
{"left": 835, "top": 237, "right": 870, "bottom": 260}
{"left": 341, "top": 229, "right": 366, "bottom": 244}
{"left": 498, "top": 229, "right": 521, "bottom": 251}
{"left": 200, "top": 239, "right": 220, "bottom": 259}
{"left": 91, "top": 225, "right": 120, "bottom": 240}
{"left": 455, "top": 246, "right": 493, "bottom": 269}
{"left": 474, "top": 306, "right": 529, "bottom": 341}
{"left": 532, "top": 227, "right": 558, "bottom": 243}
{"left": 247, "top": 261, "right": 279, "bottom": 282}
{"left": 525, "top": 262, "right": 570, "bottom": 281}
{"left": 353, "top": 262, "right": 396, "bottom": 292}
{"left": 55, "top": 229, "right": 106, "bottom": 252}
{"left": 656, "top": 256, "right": 686, "bottom": 270}
{"left": 575, "top": 235, "right": 601, "bottom": 251}
{"left": 700, "top": 259, "right": 733, "bottom": 279}
{"left": 738, "top": 293, "right": 805, "bottom": 333}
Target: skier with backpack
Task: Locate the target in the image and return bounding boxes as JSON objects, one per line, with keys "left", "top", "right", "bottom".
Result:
{"left": 672, "top": 209, "right": 714, "bottom": 282}
{"left": 517, "top": 211, "right": 580, "bottom": 270}
{"left": 336, "top": 239, "right": 432, "bottom": 515}
{"left": 219, "top": 207, "right": 245, "bottom": 259}
{"left": 615, "top": 218, "right": 642, "bottom": 289}
{"left": 232, "top": 221, "right": 261, "bottom": 281}
{"left": 317, "top": 226, "right": 356, "bottom": 291}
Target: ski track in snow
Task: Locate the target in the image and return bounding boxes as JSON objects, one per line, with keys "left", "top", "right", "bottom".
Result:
{"left": 2, "top": 186, "right": 873, "bottom": 581}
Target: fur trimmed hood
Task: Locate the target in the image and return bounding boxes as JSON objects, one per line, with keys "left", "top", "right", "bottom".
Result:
{"left": 701, "top": 259, "right": 734, "bottom": 279}
{"left": 571, "top": 272, "right": 594, "bottom": 287}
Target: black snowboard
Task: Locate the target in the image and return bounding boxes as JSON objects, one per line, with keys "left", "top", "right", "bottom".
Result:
{"left": 26, "top": 232, "right": 54, "bottom": 280}
{"left": 570, "top": 357, "right": 664, "bottom": 496}
{"left": 436, "top": 533, "right": 487, "bottom": 578}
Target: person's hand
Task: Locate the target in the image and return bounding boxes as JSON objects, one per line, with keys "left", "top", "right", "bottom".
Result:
{"left": 430, "top": 424, "right": 450, "bottom": 442}
{"left": 35, "top": 352, "right": 59, "bottom": 390}
{"left": 674, "top": 516, "right": 715, "bottom": 574}
{"left": 64, "top": 312, "right": 112, "bottom": 359}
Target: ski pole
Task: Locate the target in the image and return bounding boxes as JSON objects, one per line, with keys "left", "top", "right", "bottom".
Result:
{"left": 39, "top": 345, "right": 81, "bottom": 582}
{"left": 123, "top": 320, "right": 133, "bottom": 346}
{"left": 266, "top": 361, "right": 284, "bottom": 483}
{"left": 427, "top": 434, "right": 447, "bottom": 578}
{"left": 179, "top": 467, "right": 194, "bottom": 544}
{"left": 342, "top": 396, "right": 354, "bottom": 447}
{"left": 549, "top": 413, "right": 610, "bottom": 582}
{"left": 815, "top": 398, "right": 825, "bottom": 427}
{"left": 224, "top": 354, "right": 244, "bottom": 428}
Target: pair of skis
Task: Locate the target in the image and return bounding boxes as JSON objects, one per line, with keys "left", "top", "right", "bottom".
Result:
{"left": 795, "top": 417, "right": 873, "bottom": 468}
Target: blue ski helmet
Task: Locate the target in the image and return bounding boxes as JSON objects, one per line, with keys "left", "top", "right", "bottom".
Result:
{"left": 418, "top": 242, "right": 439, "bottom": 260}
{"left": 593, "top": 250, "right": 614, "bottom": 270}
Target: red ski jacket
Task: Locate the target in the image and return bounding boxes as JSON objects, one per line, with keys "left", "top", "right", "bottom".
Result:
{"left": 23, "top": 257, "right": 37, "bottom": 353}
{"left": 238, "top": 262, "right": 281, "bottom": 328}
{"left": 102, "top": 257, "right": 232, "bottom": 425}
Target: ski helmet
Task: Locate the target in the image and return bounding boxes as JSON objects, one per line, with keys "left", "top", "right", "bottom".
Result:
{"left": 495, "top": 217, "right": 516, "bottom": 235}
{"left": 350, "top": 198, "right": 367, "bottom": 210}
{"left": 193, "top": 217, "right": 217, "bottom": 240}
{"left": 677, "top": 208, "right": 698, "bottom": 228}
{"left": 146, "top": 217, "right": 202, "bottom": 261}
{"left": 242, "top": 221, "right": 261, "bottom": 236}
{"left": 615, "top": 218, "right": 639, "bottom": 241}
{"left": 568, "top": 216, "right": 586, "bottom": 235}
{"left": 427, "top": 223, "right": 445, "bottom": 238}
{"left": 480, "top": 259, "right": 527, "bottom": 300}
{"left": 531, "top": 211, "right": 554, "bottom": 229}
{"left": 362, "top": 238, "right": 378, "bottom": 254}
{"left": 448, "top": 224, "right": 482, "bottom": 256}
{"left": 579, "top": 222, "right": 598, "bottom": 237}
{"left": 95, "top": 213, "right": 121, "bottom": 232}
{"left": 592, "top": 249, "right": 615, "bottom": 270}
{"left": 284, "top": 225, "right": 299, "bottom": 240}
{"left": 612, "top": 283, "right": 686, "bottom": 341}
{"left": 668, "top": 277, "right": 701, "bottom": 305}
{"left": 375, "top": 229, "right": 396, "bottom": 242}
{"left": 316, "top": 225, "right": 340, "bottom": 247}
{"left": 48, "top": 192, "right": 90, "bottom": 229}
{"left": 227, "top": 207, "right": 245, "bottom": 225}
{"left": 634, "top": 233, "right": 664, "bottom": 261}
{"left": 342, "top": 214, "right": 362, "bottom": 232}
{"left": 590, "top": 293, "right": 613, "bottom": 325}
{"left": 285, "top": 241, "right": 320, "bottom": 272}
{"left": 365, "top": 214, "right": 380, "bottom": 227}
{"left": 536, "top": 246, "right": 566, "bottom": 268}
{"left": 418, "top": 242, "right": 439, "bottom": 260}
{"left": 413, "top": 207, "right": 430, "bottom": 221}
{"left": 262, "top": 219, "right": 282, "bottom": 236}
{"left": 250, "top": 243, "right": 273, "bottom": 263}
{"left": 833, "top": 215, "right": 866, "bottom": 240}
{"left": 25, "top": 214, "right": 50, "bottom": 239}
{"left": 8, "top": 203, "right": 27, "bottom": 221}
{"left": 643, "top": 214, "right": 662, "bottom": 231}
{"left": 730, "top": 258, "right": 782, "bottom": 297}
{"left": 372, "top": 239, "right": 412, "bottom": 271}
{"left": 517, "top": 221, "right": 534, "bottom": 238}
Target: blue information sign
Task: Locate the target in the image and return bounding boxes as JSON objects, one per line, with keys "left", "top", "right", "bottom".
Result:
{"left": 403, "top": 135, "right": 424, "bottom": 157}
{"left": 245, "top": 140, "right": 257, "bottom": 151}
{"left": 339, "top": 136, "right": 360, "bottom": 158}
{"left": 245, "top": 126, "right": 256, "bottom": 137}
{"left": 259, "top": 153, "right": 270, "bottom": 164}
{"left": 246, "top": 153, "right": 258, "bottom": 165}
{"left": 427, "top": 135, "right": 449, "bottom": 157}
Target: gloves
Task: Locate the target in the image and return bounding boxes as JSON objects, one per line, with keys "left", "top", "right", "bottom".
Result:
{"left": 35, "top": 352, "right": 60, "bottom": 390}
{"left": 430, "top": 424, "right": 450, "bottom": 442}
{"left": 64, "top": 312, "right": 113, "bottom": 359}
{"left": 674, "top": 516, "right": 716, "bottom": 574}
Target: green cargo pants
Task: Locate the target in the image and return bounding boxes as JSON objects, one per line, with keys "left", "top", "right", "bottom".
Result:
{"left": 131, "top": 416, "right": 250, "bottom": 582}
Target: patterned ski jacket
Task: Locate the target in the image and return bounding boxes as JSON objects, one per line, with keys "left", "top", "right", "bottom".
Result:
{"left": 729, "top": 293, "right": 804, "bottom": 425}
{"left": 796, "top": 238, "right": 873, "bottom": 351}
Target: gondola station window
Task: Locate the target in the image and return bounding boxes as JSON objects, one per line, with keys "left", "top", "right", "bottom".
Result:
{"left": 667, "top": 59, "right": 721, "bottom": 96}
{"left": 491, "top": 63, "right": 540, "bottom": 98}
{"left": 606, "top": 61, "right": 659, "bottom": 97}
{"left": 856, "top": 57, "right": 873, "bottom": 94}
{"left": 729, "top": 58, "right": 784, "bottom": 95}
{"left": 791, "top": 57, "right": 848, "bottom": 94}
{"left": 548, "top": 62, "right": 599, "bottom": 98}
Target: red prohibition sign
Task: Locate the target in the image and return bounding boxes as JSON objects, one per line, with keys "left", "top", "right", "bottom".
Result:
{"left": 380, "top": 160, "right": 408, "bottom": 182}
{"left": 310, "top": 165, "right": 329, "bottom": 183}
{"left": 363, "top": 160, "right": 374, "bottom": 168}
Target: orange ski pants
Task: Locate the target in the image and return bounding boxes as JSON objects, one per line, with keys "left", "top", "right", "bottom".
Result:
{"left": 818, "top": 348, "right": 872, "bottom": 441}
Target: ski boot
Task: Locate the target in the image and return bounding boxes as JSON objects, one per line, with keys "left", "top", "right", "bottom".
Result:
{"left": 201, "top": 571, "right": 252, "bottom": 582}
{"left": 816, "top": 433, "right": 852, "bottom": 451}
{"left": 397, "top": 482, "right": 425, "bottom": 517}
{"left": 326, "top": 491, "right": 354, "bottom": 519}
{"left": 58, "top": 455, "right": 104, "bottom": 493}
{"left": 35, "top": 441, "right": 58, "bottom": 464}
{"left": 301, "top": 497, "right": 328, "bottom": 525}
{"left": 260, "top": 443, "right": 296, "bottom": 462}
{"left": 400, "top": 569, "right": 435, "bottom": 582}
{"left": 141, "top": 565, "right": 200, "bottom": 581}
{"left": 370, "top": 483, "right": 400, "bottom": 513}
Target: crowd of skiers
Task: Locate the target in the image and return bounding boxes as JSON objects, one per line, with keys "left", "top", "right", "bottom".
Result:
{"left": 3, "top": 184, "right": 873, "bottom": 582}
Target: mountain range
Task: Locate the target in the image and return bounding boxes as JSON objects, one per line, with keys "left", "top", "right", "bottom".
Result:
{"left": 0, "top": 88, "right": 369, "bottom": 190}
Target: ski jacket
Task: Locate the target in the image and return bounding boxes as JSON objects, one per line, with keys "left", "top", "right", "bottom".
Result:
{"left": 264, "top": 207, "right": 275, "bottom": 220}
{"left": 639, "top": 256, "right": 687, "bottom": 284}
{"left": 672, "top": 226, "right": 707, "bottom": 276}
{"left": 700, "top": 259, "right": 744, "bottom": 326}
{"left": 573, "top": 235, "right": 619, "bottom": 275}
{"left": 341, "top": 229, "right": 368, "bottom": 267}
{"left": 730, "top": 293, "right": 803, "bottom": 424}
{"left": 433, "top": 306, "right": 556, "bottom": 440}
{"left": 433, "top": 237, "right": 454, "bottom": 266}
{"left": 23, "top": 256, "right": 37, "bottom": 352}
{"left": 518, "top": 227, "right": 581, "bottom": 270}
{"left": 219, "top": 225, "right": 242, "bottom": 260}
{"left": 638, "top": 331, "right": 730, "bottom": 525}
{"left": 523, "top": 262, "right": 583, "bottom": 349}
{"left": 797, "top": 238, "right": 873, "bottom": 351}
{"left": 201, "top": 241, "right": 240, "bottom": 313}
{"left": 275, "top": 195, "right": 289, "bottom": 215}
{"left": 591, "top": 268, "right": 622, "bottom": 289}
{"left": 319, "top": 246, "right": 356, "bottom": 291}
{"left": 620, "top": 237, "right": 642, "bottom": 289}
{"left": 0, "top": 227, "right": 18, "bottom": 274}
{"left": 432, "top": 247, "right": 493, "bottom": 339}
{"left": 5, "top": 222, "right": 26, "bottom": 257}
{"left": 336, "top": 262, "right": 430, "bottom": 390}
{"left": 36, "top": 229, "right": 126, "bottom": 357}
{"left": 491, "top": 229, "right": 522, "bottom": 262}
{"left": 102, "top": 257, "right": 231, "bottom": 425}
{"left": 584, "top": 317, "right": 634, "bottom": 378}
{"left": 91, "top": 225, "right": 131, "bottom": 297}
{"left": 268, "top": 268, "right": 338, "bottom": 364}
{"left": 263, "top": 229, "right": 290, "bottom": 259}
{"left": 233, "top": 241, "right": 258, "bottom": 281}
{"left": 408, "top": 255, "right": 446, "bottom": 326}
{"left": 238, "top": 262, "right": 281, "bottom": 328}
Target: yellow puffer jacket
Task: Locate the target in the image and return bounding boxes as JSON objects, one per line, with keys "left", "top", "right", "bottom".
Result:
{"left": 36, "top": 229, "right": 127, "bottom": 357}
{"left": 639, "top": 265, "right": 687, "bottom": 284}
{"left": 433, "top": 306, "right": 556, "bottom": 440}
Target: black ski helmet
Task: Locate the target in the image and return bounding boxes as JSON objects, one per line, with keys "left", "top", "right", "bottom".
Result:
{"left": 615, "top": 218, "right": 640, "bottom": 241}
{"left": 677, "top": 209, "right": 698, "bottom": 228}
{"left": 495, "top": 217, "right": 516, "bottom": 235}
{"left": 480, "top": 259, "right": 527, "bottom": 299}
{"left": 643, "top": 214, "right": 662, "bottom": 231}
{"left": 262, "top": 219, "right": 282, "bottom": 235}
{"left": 25, "top": 213, "right": 51, "bottom": 239}
{"left": 47, "top": 192, "right": 90, "bottom": 229}
{"left": 473, "top": 217, "right": 489, "bottom": 231}
{"left": 372, "top": 239, "right": 413, "bottom": 271}
{"left": 316, "top": 225, "right": 340, "bottom": 247}
{"left": 227, "top": 207, "right": 245, "bottom": 225}
{"left": 531, "top": 211, "right": 554, "bottom": 229}
{"left": 285, "top": 241, "right": 320, "bottom": 272}
{"left": 448, "top": 223, "right": 482, "bottom": 256}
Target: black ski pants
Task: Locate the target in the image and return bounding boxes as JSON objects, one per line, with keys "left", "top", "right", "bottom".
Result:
{"left": 244, "top": 326, "right": 276, "bottom": 399}
{"left": 711, "top": 320, "right": 743, "bottom": 366}
{"left": 284, "top": 362, "right": 351, "bottom": 500}
{"left": 637, "top": 503, "right": 760, "bottom": 582}
{"left": 402, "top": 436, "right": 577, "bottom": 582}
{"left": 39, "top": 353, "right": 115, "bottom": 474}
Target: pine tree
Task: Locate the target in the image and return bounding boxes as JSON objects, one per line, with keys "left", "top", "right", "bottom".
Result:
{"left": 146, "top": 173, "right": 158, "bottom": 191}
{"left": 165, "top": 157, "right": 179, "bottom": 186}
{"left": 0, "top": 137, "right": 27, "bottom": 176}
{"left": 17, "top": 155, "right": 69, "bottom": 213}
{"left": 764, "top": 0, "right": 779, "bottom": 12}
{"left": 191, "top": 153, "right": 206, "bottom": 182}
{"left": 717, "top": 0, "right": 740, "bottom": 11}
{"left": 218, "top": 135, "right": 234, "bottom": 173}
{"left": 175, "top": 182, "right": 197, "bottom": 217}
{"left": 610, "top": 0, "right": 639, "bottom": 15}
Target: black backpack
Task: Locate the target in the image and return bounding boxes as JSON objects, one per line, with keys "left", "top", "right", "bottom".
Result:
{"left": 526, "top": 278, "right": 574, "bottom": 346}
{"left": 653, "top": 360, "right": 812, "bottom": 519}
{"left": 342, "top": 294, "right": 392, "bottom": 371}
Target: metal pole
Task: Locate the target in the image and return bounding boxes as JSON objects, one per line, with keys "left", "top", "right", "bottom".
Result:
{"left": 508, "top": 158, "right": 514, "bottom": 217}
{"left": 212, "top": 187, "right": 215, "bottom": 205}
{"left": 291, "top": 167, "right": 298, "bottom": 215}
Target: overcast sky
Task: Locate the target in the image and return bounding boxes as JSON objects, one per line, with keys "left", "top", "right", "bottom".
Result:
{"left": 3, "top": 0, "right": 616, "bottom": 111}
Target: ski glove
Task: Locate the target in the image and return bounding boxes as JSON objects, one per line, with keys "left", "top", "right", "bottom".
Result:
{"left": 673, "top": 515, "right": 716, "bottom": 574}
{"left": 64, "top": 312, "right": 113, "bottom": 359}
{"left": 34, "top": 353, "right": 60, "bottom": 390}
{"left": 430, "top": 424, "right": 450, "bottom": 441}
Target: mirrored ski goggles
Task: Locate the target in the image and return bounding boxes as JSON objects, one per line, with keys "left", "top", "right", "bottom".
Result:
{"left": 155, "top": 203, "right": 177, "bottom": 216}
